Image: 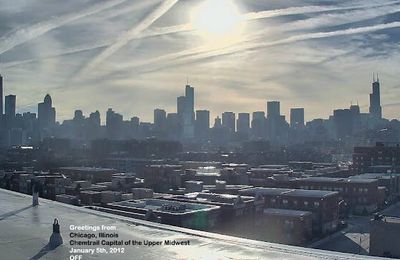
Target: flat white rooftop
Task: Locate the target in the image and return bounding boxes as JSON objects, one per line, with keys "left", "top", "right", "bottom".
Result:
{"left": 0, "top": 188, "right": 387, "bottom": 260}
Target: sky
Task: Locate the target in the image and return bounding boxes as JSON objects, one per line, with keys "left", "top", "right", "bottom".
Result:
{"left": 0, "top": 0, "right": 399, "bottom": 124}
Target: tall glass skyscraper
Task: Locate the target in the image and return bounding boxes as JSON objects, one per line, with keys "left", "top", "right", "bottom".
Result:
{"left": 369, "top": 74, "right": 382, "bottom": 119}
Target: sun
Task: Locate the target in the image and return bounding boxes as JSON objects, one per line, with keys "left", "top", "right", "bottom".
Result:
{"left": 190, "top": 0, "right": 245, "bottom": 45}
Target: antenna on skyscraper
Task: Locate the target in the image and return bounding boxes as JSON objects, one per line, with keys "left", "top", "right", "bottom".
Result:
{"left": 373, "top": 72, "right": 375, "bottom": 82}
{"left": 186, "top": 74, "right": 189, "bottom": 85}
{"left": 376, "top": 73, "right": 379, "bottom": 83}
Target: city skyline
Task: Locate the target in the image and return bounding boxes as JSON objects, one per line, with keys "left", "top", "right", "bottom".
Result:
{"left": 1, "top": 0, "right": 400, "bottom": 122}
{"left": 0, "top": 72, "right": 390, "bottom": 126}
{"left": 2, "top": 1, "right": 400, "bottom": 259}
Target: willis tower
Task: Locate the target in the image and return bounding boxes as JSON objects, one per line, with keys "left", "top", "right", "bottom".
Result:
{"left": 369, "top": 73, "right": 382, "bottom": 119}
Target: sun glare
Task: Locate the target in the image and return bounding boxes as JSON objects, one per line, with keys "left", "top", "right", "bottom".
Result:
{"left": 190, "top": 0, "right": 245, "bottom": 46}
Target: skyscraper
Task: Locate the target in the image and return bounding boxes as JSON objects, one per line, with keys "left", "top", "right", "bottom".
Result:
{"left": 222, "top": 112, "right": 236, "bottom": 133}
{"left": 369, "top": 74, "right": 382, "bottom": 119}
{"left": 74, "top": 110, "right": 84, "bottom": 121}
{"left": 237, "top": 113, "right": 250, "bottom": 135}
{"left": 177, "top": 84, "right": 195, "bottom": 139}
{"left": 5, "top": 94, "right": 16, "bottom": 118}
{"left": 185, "top": 84, "right": 194, "bottom": 122}
{"left": 195, "top": 110, "right": 210, "bottom": 139}
{"left": 251, "top": 111, "right": 266, "bottom": 139}
{"left": 130, "top": 116, "right": 140, "bottom": 128}
{"left": 0, "top": 74, "right": 3, "bottom": 115}
{"left": 89, "top": 111, "right": 101, "bottom": 126}
{"left": 154, "top": 108, "right": 167, "bottom": 131}
{"left": 177, "top": 96, "right": 186, "bottom": 117}
{"left": 350, "top": 104, "right": 361, "bottom": 133}
{"left": 106, "top": 108, "right": 123, "bottom": 139}
{"left": 166, "top": 113, "right": 181, "bottom": 140}
{"left": 267, "top": 101, "right": 280, "bottom": 118}
{"left": 333, "top": 109, "right": 353, "bottom": 139}
{"left": 266, "top": 101, "right": 289, "bottom": 144}
{"left": 214, "top": 116, "right": 222, "bottom": 128}
{"left": 290, "top": 108, "right": 305, "bottom": 128}
{"left": 38, "top": 94, "right": 56, "bottom": 130}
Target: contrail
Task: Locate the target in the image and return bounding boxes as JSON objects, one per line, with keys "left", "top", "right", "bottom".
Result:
{"left": 3, "top": 41, "right": 112, "bottom": 68}
{"left": 243, "top": 1, "right": 400, "bottom": 20}
{"left": 4, "top": 0, "right": 397, "bottom": 69}
{"left": 0, "top": 0, "right": 126, "bottom": 55}
{"left": 128, "top": 22, "right": 400, "bottom": 74}
{"left": 3, "top": 24, "right": 192, "bottom": 69}
{"left": 92, "top": 0, "right": 159, "bottom": 21}
{"left": 79, "top": 0, "right": 179, "bottom": 74}
{"left": 80, "top": 0, "right": 394, "bottom": 74}
{"left": 101, "top": 0, "right": 400, "bottom": 72}
{"left": 283, "top": 4, "right": 400, "bottom": 32}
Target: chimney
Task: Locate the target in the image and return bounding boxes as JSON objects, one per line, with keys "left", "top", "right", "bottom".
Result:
{"left": 32, "top": 180, "right": 39, "bottom": 206}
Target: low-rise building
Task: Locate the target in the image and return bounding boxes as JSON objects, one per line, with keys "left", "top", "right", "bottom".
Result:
{"left": 290, "top": 177, "right": 380, "bottom": 214}
{"left": 370, "top": 215, "right": 400, "bottom": 258}
{"left": 352, "top": 142, "right": 400, "bottom": 174}
{"left": 36, "top": 174, "right": 72, "bottom": 200}
{"left": 161, "top": 192, "right": 264, "bottom": 236}
{"left": 59, "top": 167, "right": 115, "bottom": 183}
{"left": 239, "top": 187, "right": 339, "bottom": 235}
{"left": 143, "top": 165, "right": 182, "bottom": 192}
{"left": 132, "top": 188, "right": 154, "bottom": 199}
{"left": 203, "top": 182, "right": 252, "bottom": 195}
{"left": 185, "top": 181, "right": 203, "bottom": 192}
{"left": 106, "top": 199, "right": 220, "bottom": 230}
{"left": 260, "top": 208, "right": 313, "bottom": 246}
{"left": 111, "top": 174, "right": 136, "bottom": 191}
{"left": 79, "top": 190, "right": 102, "bottom": 205}
{"left": 55, "top": 194, "right": 80, "bottom": 205}
{"left": 104, "top": 158, "right": 165, "bottom": 176}
{"left": 349, "top": 173, "right": 400, "bottom": 201}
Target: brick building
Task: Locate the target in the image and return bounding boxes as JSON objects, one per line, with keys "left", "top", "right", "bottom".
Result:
{"left": 370, "top": 215, "right": 400, "bottom": 258}
{"left": 161, "top": 192, "right": 264, "bottom": 236}
{"left": 290, "top": 177, "right": 382, "bottom": 214}
{"left": 239, "top": 187, "right": 339, "bottom": 235}
{"left": 59, "top": 167, "right": 115, "bottom": 183}
{"left": 352, "top": 142, "right": 400, "bottom": 174}
{"left": 143, "top": 165, "right": 182, "bottom": 192}
{"left": 106, "top": 199, "right": 221, "bottom": 231}
{"left": 260, "top": 208, "right": 312, "bottom": 246}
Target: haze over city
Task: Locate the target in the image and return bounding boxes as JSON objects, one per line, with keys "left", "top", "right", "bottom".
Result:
{"left": 2, "top": 1, "right": 400, "bottom": 259}
{"left": 1, "top": 0, "right": 400, "bottom": 122}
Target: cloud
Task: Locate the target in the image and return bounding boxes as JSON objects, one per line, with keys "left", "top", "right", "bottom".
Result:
{"left": 124, "top": 22, "right": 400, "bottom": 74}
{"left": 0, "top": 0, "right": 126, "bottom": 55}
{"left": 2, "top": 23, "right": 194, "bottom": 69}
{"left": 5, "top": 1, "right": 396, "bottom": 71}
{"left": 78, "top": 0, "right": 179, "bottom": 75}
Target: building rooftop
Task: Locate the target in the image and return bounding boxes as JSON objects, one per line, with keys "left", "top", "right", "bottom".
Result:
{"left": 283, "top": 189, "right": 339, "bottom": 198}
{"left": 204, "top": 184, "right": 252, "bottom": 190}
{"left": 239, "top": 187, "right": 292, "bottom": 196}
{"left": 381, "top": 216, "right": 400, "bottom": 224}
{"left": 0, "top": 188, "right": 385, "bottom": 260}
{"left": 166, "top": 192, "right": 256, "bottom": 206}
{"left": 59, "top": 167, "right": 115, "bottom": 172}
{"left": 111, "top": 199, "right": 219, "bottom": 214}
{"left": 351, "top": 173, "right": 400, "bottom": 179}
{"left": 296, "top": 177, "right": 378, "bottom": 184}
{"left": 263, "top": 208, "right": 312, "bottom": 218}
